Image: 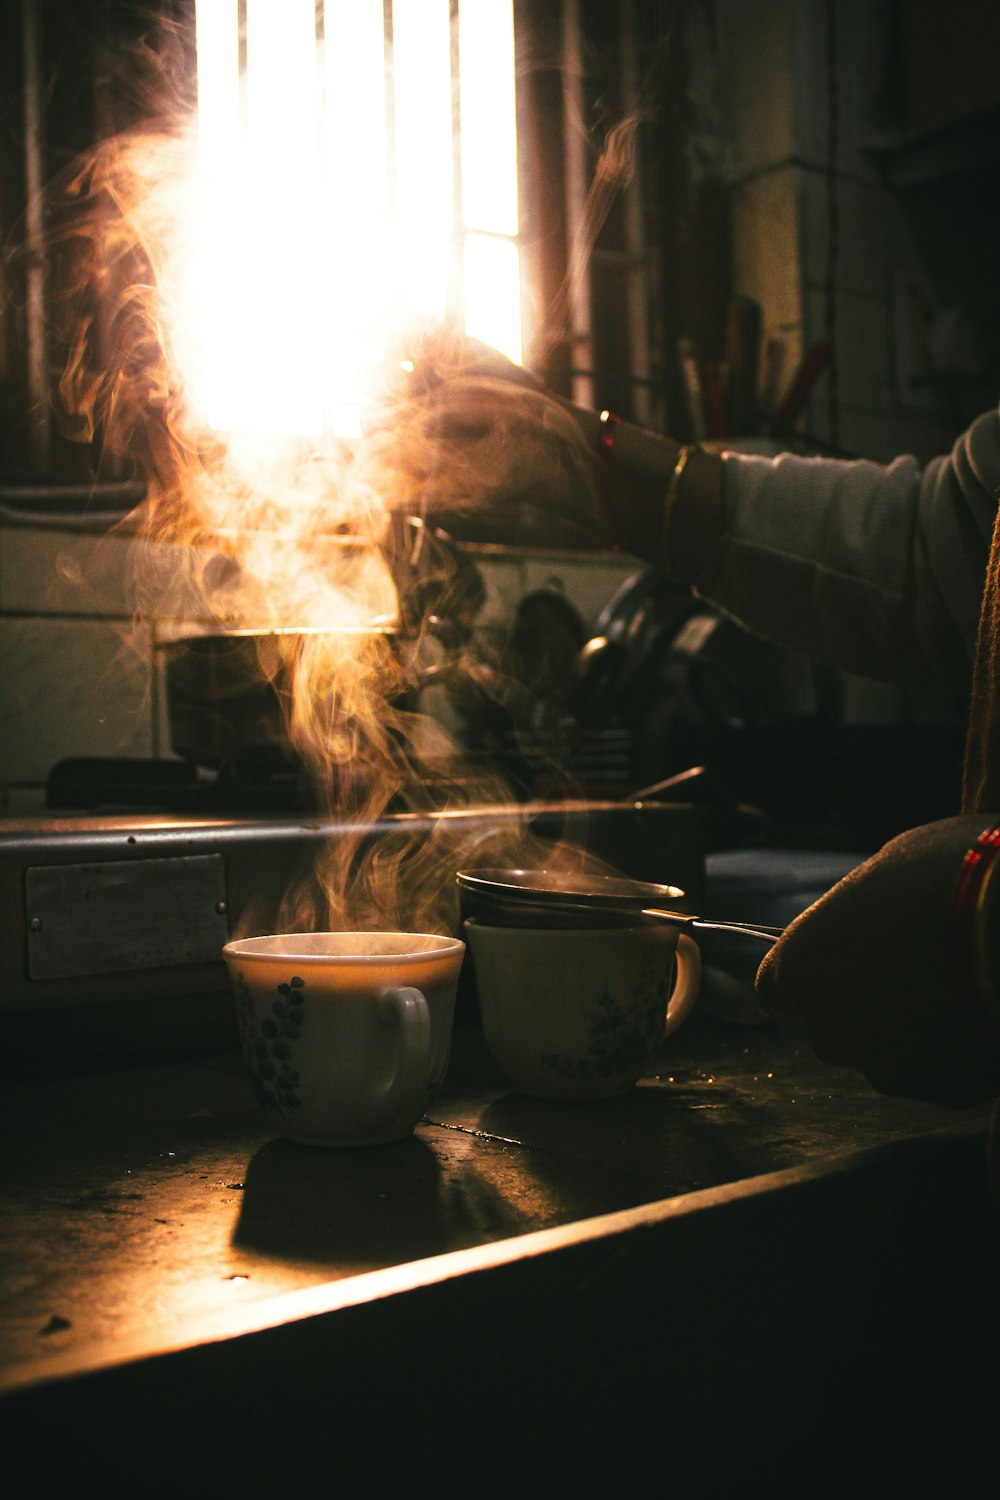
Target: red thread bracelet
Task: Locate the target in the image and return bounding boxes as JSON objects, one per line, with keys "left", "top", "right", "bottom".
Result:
{"left": 597, "top": 409, "right": 622, "bottom": 551}
{"left": 948, "top": 820, "right": 1000, "bottom": 1024}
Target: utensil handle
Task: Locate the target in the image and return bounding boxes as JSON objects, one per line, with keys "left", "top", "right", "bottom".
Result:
{"left": 642, "top": 909, "right": 783, "bottom": 945}
{"left": 663, "top": 933, "right": 700, "bottom": 1038}
{"left": 691, "top": 918, "right": 784, "bottom": 944}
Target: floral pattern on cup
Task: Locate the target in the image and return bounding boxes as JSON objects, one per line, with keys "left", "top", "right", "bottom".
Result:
{"left": 236, "top": 970, "right": 306, "bottom": 1115}
{"left": 540, "top": 945, "right": 668, "bottom": 1083}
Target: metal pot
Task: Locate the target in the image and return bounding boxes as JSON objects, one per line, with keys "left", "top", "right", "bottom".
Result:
{"left": 158, "top": 626, "right": 406, "bottom": 766}
{"left": 159, "top": 517, "right": 486, "bottom": 768}
{"left": 455, "top": 867, "right": 782, "bottom": 944}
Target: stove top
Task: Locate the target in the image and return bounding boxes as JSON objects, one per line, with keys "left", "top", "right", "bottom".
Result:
{"left": 43, "top": 726, "right": 642, "bottom": 816}
{"left": 45, "top": 752, "right": 341, "bottom": 815}
{"left": 0, "top": 796, "right": 706, "bottom": 1018}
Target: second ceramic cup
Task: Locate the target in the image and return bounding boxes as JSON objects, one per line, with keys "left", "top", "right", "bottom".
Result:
{"left": 464, "top": 919, "right": 700, "bottom": 1100}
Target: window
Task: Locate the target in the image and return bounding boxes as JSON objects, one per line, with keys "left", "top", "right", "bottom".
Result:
{"left": 193, "top": 0, "right": 523, "bottom": 439}
{"left": 1, "top": 1, "right": 666, "bottom": 489}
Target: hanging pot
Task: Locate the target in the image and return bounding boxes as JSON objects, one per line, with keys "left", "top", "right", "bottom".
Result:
{"left": 157, "top": 625, "right": 409, "bottom": 767}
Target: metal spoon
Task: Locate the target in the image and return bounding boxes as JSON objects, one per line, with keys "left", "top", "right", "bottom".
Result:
{"left": 456, "top": 867, "right": 784, "bottom": 946}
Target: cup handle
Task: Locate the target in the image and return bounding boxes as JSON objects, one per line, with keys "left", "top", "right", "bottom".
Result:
{"left": 374, "top": 985, "right": 433, "bottom": 1125}
{"left": 663, "top": 933, "right": 701, "bottom": 1039}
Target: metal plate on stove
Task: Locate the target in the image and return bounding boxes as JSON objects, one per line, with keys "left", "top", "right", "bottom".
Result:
{"left": 25, "top": 854, "right": 229, "bottom": 980}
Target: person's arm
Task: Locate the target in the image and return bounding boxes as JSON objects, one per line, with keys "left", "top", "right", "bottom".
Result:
{"left": 575, "top": 409, "right": 727, "bottom": 577}
{"left": 702, "top": 418, "right": 996, "bottom": 690}
{"left": 599, "top": 409, "right": 999, "bottom": 693}
{"left": 375, "top": 338, "right": 997, "bottom": 689}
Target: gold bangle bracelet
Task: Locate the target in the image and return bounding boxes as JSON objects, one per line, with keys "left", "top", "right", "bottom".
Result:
{"left": 660, "top": 442, "right": 701, "bottom": 567}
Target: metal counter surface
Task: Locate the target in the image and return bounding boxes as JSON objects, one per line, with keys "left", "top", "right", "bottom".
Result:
{"left": 1, "top": 1008, "right": 990, "bottom": 1400}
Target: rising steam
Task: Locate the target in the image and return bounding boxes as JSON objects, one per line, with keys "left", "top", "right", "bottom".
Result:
{"left": 35, "top": 80, "right": 613, "bottom": 939}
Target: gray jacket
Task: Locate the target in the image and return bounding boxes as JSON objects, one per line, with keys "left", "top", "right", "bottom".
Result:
{"left": 702, "top": 406, "right": 1000, "bottom": 692}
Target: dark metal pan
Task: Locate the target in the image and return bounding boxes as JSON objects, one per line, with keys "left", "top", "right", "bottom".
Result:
{"left": 456, "top": 867, "right": 783, "bottom": 945}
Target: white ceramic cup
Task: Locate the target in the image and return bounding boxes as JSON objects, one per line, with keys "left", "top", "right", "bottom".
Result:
{"left": 464, "top": 919, "right": 701, "bottom": 1100}
{"left": 222, "top": 932, "right": 466, "bottom": 1146}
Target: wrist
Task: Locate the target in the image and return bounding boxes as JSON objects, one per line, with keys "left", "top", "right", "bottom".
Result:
{"left": 589, "top": 415, "right": 726, "bottom": 576}
{"left": 592, "top": 414, "right": 687, "bottom": 564}
{"left": 662, "top": 443, "right": 726, "bottom": 582}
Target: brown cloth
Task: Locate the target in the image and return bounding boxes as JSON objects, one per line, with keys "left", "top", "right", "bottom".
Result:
{"left": 960, "top": 487, "right": 1000, "bottom": 1254}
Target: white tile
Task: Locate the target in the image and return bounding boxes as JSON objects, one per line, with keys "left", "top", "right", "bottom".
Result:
{"left": 834, "top": 406, "right": 948, "bottom": 467}
{"left": 799, "top": 277, "right": 965, "bottom": 469}
{"left": 468, "top": 555, "right": 526, "bottom": 626}
{"left": 723, "top": 0, "right": 796, "bottom": 175}
{"left": 786, "top": 0, "right": 888, "bottom": 183}
{"left": 798, "top": 169, "right": 918, "bottom": 301}
{"left": 723, "top": 0, "right": 902, "bottom": 184}
{"left": 798, "top": 285, "right": 890, "bottom": 432}
{"left": 731, "top": 169, "right": 804, "bottom": 339}
{"left": 0, "top": 617, "right": 154, "bottom": 784}
{"left": 521, "top": 556, "right": 640, "bottom": 631}
{"left": 0, "top": 519, "right": 227, "bottom": 626}
{"left": 0, "top": 522, "right": 135, "bottom": 616}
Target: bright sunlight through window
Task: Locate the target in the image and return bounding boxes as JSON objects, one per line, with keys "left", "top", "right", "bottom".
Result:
{"left": 193, "top": 0, "right": 523, "bottom": 439}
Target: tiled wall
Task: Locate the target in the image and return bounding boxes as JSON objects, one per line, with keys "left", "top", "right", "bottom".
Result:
{"left": 4, "top": 1, "right": 966, "bottom": 806}
{"left": 722, "top": 0, "right": 947, "bottom": 465}
{"left": 716, "top": 0, "right": 966, "bottom": 732}
{"left": 0, "top": 519, "right": 153, "bottom": 808}
{"left": 0, "top": 513, "right": 637, "bottom": 809}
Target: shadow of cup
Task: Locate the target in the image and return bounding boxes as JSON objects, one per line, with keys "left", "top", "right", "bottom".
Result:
{"left": 232, "top": 1135, "right": 446, "bottom": 1265}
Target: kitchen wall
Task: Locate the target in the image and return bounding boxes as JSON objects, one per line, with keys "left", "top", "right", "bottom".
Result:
{"left": 717, "top": 0, "right": 1000, "bottom": 464}
{"left": 4, "top": 0, "right": 993, "bottom": 806}
{"left": 0, "top": 514, "right": 162, "bottom": 808}
{"left": 0, "top": 510, "right": 636, "bottom": 809}
{"left": 708, "top": 0, "right": 995, "bottom": 730}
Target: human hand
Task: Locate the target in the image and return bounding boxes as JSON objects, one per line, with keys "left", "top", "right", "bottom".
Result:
{"left": 755, "top": 815, "right": 1000, "bottom": 1107}
{"left": 383, "top": 331, "right": 548, "bottom": 398}
{"left": 361, "top": 332, "right": 603, "bottom": 548}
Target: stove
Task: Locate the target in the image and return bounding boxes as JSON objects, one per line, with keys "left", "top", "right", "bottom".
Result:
{"left": 0, "top": 799, "right": 705, "bottom": 1025}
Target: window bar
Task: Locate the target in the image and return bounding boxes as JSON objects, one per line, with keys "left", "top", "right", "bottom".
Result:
{"left": 21, "top": 0, "right": 50, "bottom": 470}
{"left": 459, "top": 0, "right": 522, "bottom": 363}
{"left": 619, "top": 0, "right": 656, "bottom": 429}
{"left": 194, "top": 0, "right": 525, "bottom": 437}
{"left": 322, "top": 0, "right": 390, "bottom": 436}
{"left": 237, "top": 0, "right": 248, "bottom": 133}
{"left": 448, "top": 0, "right": 465, "bottom": 331}
{"left": 382, "top": 0, "right": 396, "bottom": 255}
{"left": 392, "top": 0, "right": 453, "bottom": 323}
{"left": 560, "top": 0, "right": 594, "bottom": 410}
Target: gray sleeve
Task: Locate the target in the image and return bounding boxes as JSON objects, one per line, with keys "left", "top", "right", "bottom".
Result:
{"left": 695, "top": 406, "right": 1000, "bottom": 692}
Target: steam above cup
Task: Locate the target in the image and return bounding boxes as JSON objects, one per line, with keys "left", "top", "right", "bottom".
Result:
{"left": 463, "top": 919, "right": 700, "bottom": 1100}
{"left": 222, "top": 931, "right": 466, "bottom": 1146}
